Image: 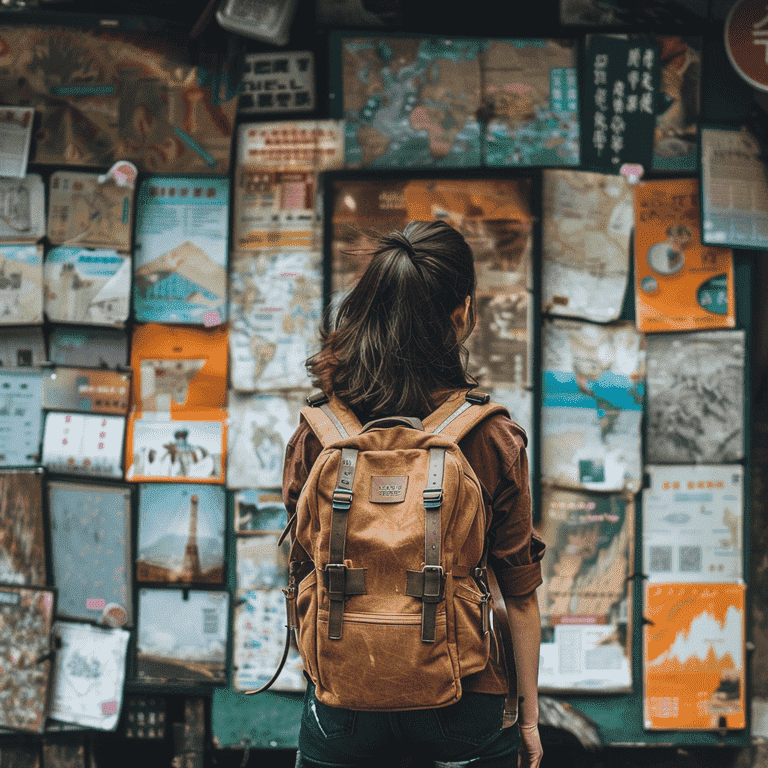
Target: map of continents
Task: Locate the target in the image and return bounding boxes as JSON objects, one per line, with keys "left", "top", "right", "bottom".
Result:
{"left": 342, "top": 37, "right": 483, "bottom": 168}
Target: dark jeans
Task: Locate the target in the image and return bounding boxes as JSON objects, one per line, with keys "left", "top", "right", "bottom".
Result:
{"left": 297, "top": 684, "right": 518, "bottom": 768}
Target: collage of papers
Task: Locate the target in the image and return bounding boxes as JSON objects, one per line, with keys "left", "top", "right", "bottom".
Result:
{"left": 0, "top": 23, "right": 757, "bottom": 738}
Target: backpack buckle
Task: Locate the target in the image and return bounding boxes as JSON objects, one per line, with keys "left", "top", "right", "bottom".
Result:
{"left": 324, "top": 563, "right": 347, "bottom": 600}
{"left": 422, "top": 489, "right": 443, "bottom": 508}
{"left": 332, "top": 489, "right": 353, "bottom": 510}
{"left": 466, "top": 391, "right": 490, "bottom": 405}
{"left": 422, "top": 565, "right": 444, "bottom": 601}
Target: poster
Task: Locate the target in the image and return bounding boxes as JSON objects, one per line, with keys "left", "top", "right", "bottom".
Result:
{"left": 580, "top": 35, "right": 659, "bottom": 172}
{"left": 234, "top": 489, "right": 288, "bottom": 533}
{"left": 542, "top": 170, "right": 634, "bottom": 323}
{"left": 229, "top": 249, "right": 321, "bottom": 392}
{"left": 538, "top": 487, "right": 633, "bottom": 692}
{"left": 0, "top": 586, "right": 55, "bottom": 733}
{"left": 653, "top": 37, "right": 701, "bottom": 172}
{"left": 42, "top": 412, "right": 125, "bottom": 479}
{"left": 50, "top": 621, "right": 130, "bottom": 730}
{"left": 125, "top": 417, "right": 225, "bottom": 483}
{"left": 226, "top": 390, "right": 305, "bottom": 489}
{"left": 239, "top": 51, "right": 315, "bottom": 114}
{"left": 634, "top": 179, "right": 736, "bottom": 333}
{"left": 137, "top": 484, "right": 225, "bottom": 584}
{"left": 0, "top": 326, "right": 45, "bottom": 368}
{"left": 136, "top": 589, "right": 229, "bottom": 683}
{"left": 236, "top": 535, "right": 289, "bottom": 591}
{"left": 42, "top": 367, "right": 130, "bottom": 416}
{"left": 233, "top": 589, "right": 305, "bottom": 693}
{"left": 133, "top": 177, "right": 229, "bottom": 326}
{"left": 48, "top": 481, "right": 132, "bottom": 623}
{"left": 541, "top": 318, "right": 645, "bottom": 492}
{"left": 44, "top": 248, "right": 130, "bottom": 326}
{"left": 340, "top": 37, "right": 578, "bottom": 168}
{"left": 645, "top": 330, "right": 744, "bottom": 463}
{"left": 643, "top": 466, "right": 743, "bottom": 583}
{"left": 644, "top": 582, "right": 745, "bottom": 730}
{"left": 0, "top": 174, "right": 45, "bottom": 242}
{"left": 0, "top": 470, "right": 45, "bottom": 586}
{"left": 701, "top": 126, "right": 768, "bottom": 250}
{"left": 0, "top": 26, "right": 237, "bottom": 174}
{"left": 483, "top": 39, "right": 580, "bottom": 167}
{"left": 47, "top": 170, "right": 134, "bottom": 252}
{"left": 0, "top": 244, "right": 43, "bottom": 325}
{"left": 0, "top": 370, "right": 43, "bottom": 467}
{"left": 48, "top": 326, "right": 129, "bottom": 369}
{"left": 0, "top": 106, "right": 34, "bottom": 179}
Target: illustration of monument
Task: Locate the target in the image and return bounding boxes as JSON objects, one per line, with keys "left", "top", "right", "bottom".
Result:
{"left": 181, "top": 494, "right": 201, "bottom": 582}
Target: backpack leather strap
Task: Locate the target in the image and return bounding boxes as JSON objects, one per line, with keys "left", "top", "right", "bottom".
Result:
{"left": 302, "top": 393, "right": 364, "bottom": 447}
{"left": 405, "top": 447, "right": 446, "bottom": 643}
{"left": 487, "top": 566, "right": 519, "bottom": 727}
{"left": 325, "top": 447, "right": 366, "bottom": 640}
{"left": 424, "top": 390, "right": 512, "bottom": 444}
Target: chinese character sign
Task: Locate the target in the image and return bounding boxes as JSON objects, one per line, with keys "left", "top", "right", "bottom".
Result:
{"left": 581, "top": 35, "right": 659, "bottom": 172}
{"left": 726, "top": 0, "right": 768, "bottom": 91}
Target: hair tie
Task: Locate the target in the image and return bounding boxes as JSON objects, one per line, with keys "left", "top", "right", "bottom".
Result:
{"left": 393, "top": 233, "right": 417, "bottom": 260}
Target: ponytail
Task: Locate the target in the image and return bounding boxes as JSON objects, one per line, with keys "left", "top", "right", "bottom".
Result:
{"left": 307, "top": 220, "right": 477, "bottom": 421}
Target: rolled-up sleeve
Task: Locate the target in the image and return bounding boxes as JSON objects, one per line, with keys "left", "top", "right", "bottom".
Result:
{"left": 460, "top": 415, "right": 546, "bottom": 597}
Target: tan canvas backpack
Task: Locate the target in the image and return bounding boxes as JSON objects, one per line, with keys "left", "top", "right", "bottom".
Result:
{"left": 275, "top": 388, "right": 511, "bottom": 712}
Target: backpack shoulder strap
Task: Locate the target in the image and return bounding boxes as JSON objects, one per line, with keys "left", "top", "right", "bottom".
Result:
{"left": 300, "top": 392, "right": 363, "bottom": 447}
{"left": 423, "top": 389, "right": 509, "bottom": 443}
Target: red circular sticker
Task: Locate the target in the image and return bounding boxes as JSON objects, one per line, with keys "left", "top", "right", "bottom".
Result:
{"left": 725, "top": 0, "right": 768, "bottom": 91}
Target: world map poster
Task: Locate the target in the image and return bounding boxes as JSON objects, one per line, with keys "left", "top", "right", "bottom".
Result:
{"left": 644, "top": 582, "right": 745, "bottom": 730}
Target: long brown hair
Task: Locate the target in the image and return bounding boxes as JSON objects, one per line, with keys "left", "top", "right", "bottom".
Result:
{"left": 307, "top": 220, "right": 477, "bottom": 421}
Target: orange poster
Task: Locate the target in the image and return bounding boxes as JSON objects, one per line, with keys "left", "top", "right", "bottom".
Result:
{"left": 125, "top": 324, "right": 228, "bottom": 484}
{"left": 633, "top": 179, "right": 735, "bottom": 332}
{"left": 644, "top": 583, "right": 745, "bottom": 731}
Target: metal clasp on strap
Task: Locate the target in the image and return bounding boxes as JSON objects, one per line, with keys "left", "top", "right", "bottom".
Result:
{"left": 422, "top": 489, "right": 443, "bottom": 509}
{"left": 332, "top": 489, "right": 353, "bottom": 510}
{"left": 422, "top": 565, "right": 444, "bottom": 602}
{"left": 465, "top": 390, "right": 490, "bottom": 405}
{"left": 324, "top": 562, "right": 347, "bottom": 599}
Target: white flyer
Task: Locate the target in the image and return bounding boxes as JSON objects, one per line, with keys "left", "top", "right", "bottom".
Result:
{"left": 0, "top": 106, "right": 34, "bottom": 178}
{"left": 643, "top": 465, "right": 743, "bottom": 583}
{"left": 50, "top": 621, "right": 129, "bottom": 730}
{"left": 0, "top": 174, "right": 45, "bottom": 242}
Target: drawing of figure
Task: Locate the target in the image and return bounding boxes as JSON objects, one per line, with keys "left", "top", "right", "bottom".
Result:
{"left": 646, "top": 223, "right": 691, "bottom": 275}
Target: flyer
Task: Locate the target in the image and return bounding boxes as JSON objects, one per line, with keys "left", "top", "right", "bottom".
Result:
{"left": 42, "top": 412, "right": 125, "bottom": 479}
{"left": 541, "top": 318, "right": 645, "bottom": 492}
{"left": 633, "top": 178, "right": 736, "bottom": 332}
{"left": 538, "top": 487, "right": 633, "bottom": 693}
{"left": 44, "top": 247, "right": 131, "bottom": 326}
{"left": 48, "top": 481, "right": 133, "bottom": 623}
{"left": 0, "top": 326, "right": 46, "bottom": 368}
{"left": 542, "top": 170, "right": 634, "bottom": 323}
{"left": 229, "top": 249, "right": 321, "bottom": 392}
{"left": 0, "top": 369, "right": 43, "bottom": 467}
{"left": 0, "top": 586, "right": 55, "bottom": 733}
{"left": 701, "top": 126, "right": 768, "bottom": 251}
{"left": 133, "top": 177, "right": 229, "bottom": 326}
{"left": 0, "top": 106, "right": 34, "bottom": 179}
{"left": 47, "top": 170, "right": 135, "bottom": 252}
{"left": 0, "top": 27, "right": 238, "bottom": 175}
{"left": 234, "top": 489, "right": 288, "bottom": 533}
{"left": 643, "top": 465, "right": 743, "bottom": 583}
{"left": 239, "top": 51, "right": 316, "bottom": 114}
{"left": 136, "top": 589, "right": 229, "bottom": 684}
{"left": 137, "top": 484, "right": 225, "bottom": 584}
{"left": 236, "top": 534, "right": 289, "bottom": 591}
{"left": 48, "top": 326, "right": 129, "bottom": 369}
{"left": 50, "top": 621, "right": 129, "bottom": 730}
{"left": 126, "top": 324, "right": 228, "bottom": 483}
{"left": 0, "top": 244, "right": 43, "bottom": 325}
{"left": 644, "top": 582, "right": 745, "bottom": 730}
{"left": 233, "top": 589, "right": 305, "bottom": 693}
{"left": 226, "top": 390, "right": 305, "bottom": 489}
{"left": 645, "top": 330, "right": 744, "bottom": 463}
{"left": 0, "top": 469, "right": 46, "bottom": 586}
{"left": 42, "top": 367, "right": 131, "bottom": 416}
{"left": 0, "top": 174, "right": 45, "bottom": 242}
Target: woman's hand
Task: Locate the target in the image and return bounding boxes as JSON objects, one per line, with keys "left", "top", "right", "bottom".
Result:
{"left": 518, "top": 722, "right": 543, "bottom": 768}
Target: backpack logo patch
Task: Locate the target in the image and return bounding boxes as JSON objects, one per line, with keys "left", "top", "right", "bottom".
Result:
{"left": 370, "top": 476, "right": 408, "bottom": 503}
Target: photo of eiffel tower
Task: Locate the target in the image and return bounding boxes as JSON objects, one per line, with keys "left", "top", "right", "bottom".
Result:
{"left": 181, "top": 494, "right": 202, "bottom": 582}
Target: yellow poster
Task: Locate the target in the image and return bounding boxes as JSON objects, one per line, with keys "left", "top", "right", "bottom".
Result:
{"left": 633, "top": 179, "right": 735, "bottom": 332}
{"left": 644, "top": 582, "right": 745, "bottom": 730}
